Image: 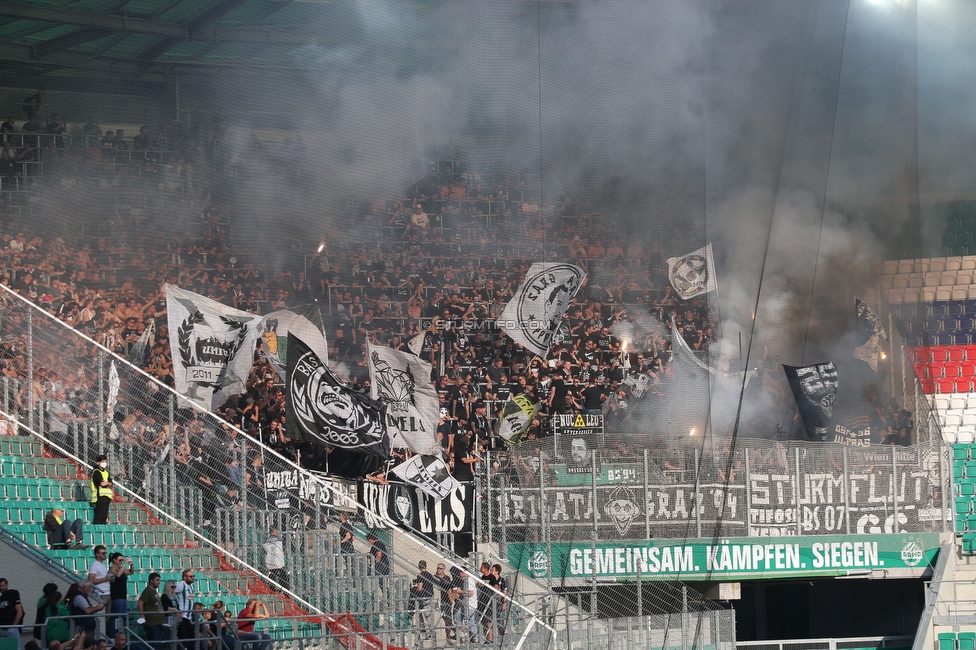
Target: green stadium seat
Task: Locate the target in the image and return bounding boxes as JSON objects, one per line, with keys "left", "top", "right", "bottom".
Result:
{"left": 939, "top": 633, "right": 957, "bottom": 650}
{"left": 958, "top": 633, "right": 976, "bottom": 650}
{"left": 956, "top": 465, "right": 965, "bottom": 479}
{"left": 956, "top": 497, "right": 971, "bottom": 514}
{"left": 955, "top": 446, "right": 970, "bottom": 460}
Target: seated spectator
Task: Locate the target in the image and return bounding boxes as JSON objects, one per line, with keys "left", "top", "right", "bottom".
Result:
{"left": 0, "top": 117, "right": 16, "bottom": 134}
{"left": 43, "top": 508, "right": 87, "bottom": 549}
{"left": 236, "top": 599, "right": 272, "bottom": 650}
{"left": 100, "top": 131, "right": 115, "bottom": 148}
{"left": 44, "top": 114, "right": 66, "bottom": 135}
{"left": 114, "top": 130, "right": 128, "bottom": 150}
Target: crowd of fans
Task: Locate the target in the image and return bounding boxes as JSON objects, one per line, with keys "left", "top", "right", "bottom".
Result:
{"left": 0, "top": 101, "right": 726, "bottom": 483}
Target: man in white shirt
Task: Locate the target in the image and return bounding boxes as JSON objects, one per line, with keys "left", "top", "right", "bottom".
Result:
{"left": 87, "top": 546, "right": 111, "bottom": 639}
{"left": 464, "top": 570, "right": 479, "bottom": 643}
{"left": 173, "top": 569, "right": 195, "bottom": 648}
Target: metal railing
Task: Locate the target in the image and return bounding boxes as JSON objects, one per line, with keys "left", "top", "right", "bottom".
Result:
{"left": 0, "top": 280, "right": 558, "bottom": 647}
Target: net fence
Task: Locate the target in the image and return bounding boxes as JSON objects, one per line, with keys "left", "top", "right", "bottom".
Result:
{"left": 0, "top": 281, "right": 561, "bottom": 647}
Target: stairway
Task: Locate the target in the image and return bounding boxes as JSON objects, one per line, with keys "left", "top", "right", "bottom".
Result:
{"left": 0, "top": 435, "right": 316, "bottom": 640}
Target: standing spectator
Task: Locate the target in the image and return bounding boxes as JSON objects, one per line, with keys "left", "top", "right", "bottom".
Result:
{"left": 114, "top": 130, "right": 128, "bottom": 150}
{"left": 33, "top": 583, "right": 59, "bottom": 640}
{"left": 431, "top": 564, "right": 455, "bottom": 643}
{"left": 0, "top": 578, "right": 24, "bottom": 646}
{"left": 107, "top": 553, "right": 134, "bottom": 638}
{"left": 133, "top": 127, "right": 152, "bottom": 151}
{"left": 491, "top": 564, "right": 509, "bottom": 640}
{"left": 66, "top": 582, "right": 103, "bottom": 643}
{"left": 43, "top": 508, "right": 86, "bottom": 549}
{"left": 160, "top": 580, "right": 178, "bottom": 646}
{"left": 262, "top": 529, "right": 287, "bottom": 589}
{"left": 461, "top": 569, "right": 479, "bottom": 644}
{"left": 366, "top": 532, "right": 389, "bottom": 594}
{"left": 137, "top": 573, "right": 164, "bottom": 650}
{"left": 42, "top": 589, "right": 70, "bottom": 647}
{"left": 173, "top": 569, "right": 195, "bottom": 648}
{"left": 477, "top": 562, "right": 496, "bottom": 643}
{"left": 87, "top": 546, "right": 112, "bottom": 637}
{"left": 409, "top": 561, "right": 434, "bottom": 640}
{"left": 338, "top": 512, "right": 356, "bottom": 574}
{"left": 236, "top": 599, "right": 272, "bottom": 650}
{"left": 22, "top": 90, "right": 43, "bottom": 121}
{"left": 90, "top": 455, "right": 114, "bottom": 524}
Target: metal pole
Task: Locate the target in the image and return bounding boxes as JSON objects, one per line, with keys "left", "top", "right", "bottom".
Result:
{"left": 474, "top": 472, "right": 483, "bottom": 553}
{"left": 591, "top": 449, "right": 598, "bottom": 617}
{"left": 794, "top": 447, "right": 802, "bottom": 536}
{"left": 168, "top": 394, "right": 176, "bottom": 512}
{"left": 892, "top": 445, "right": 899, "bottom": 534}
{"left": 27, "top": 309, "right": 33, "bottom": 433}
{"left": 500, "top": 474, "right": 508, "bottom": 560}
{"left": 540, "top": 448, "right": 551, "bottom": 598}
{"left": 97, "top": 349, "right": 105, "bottom": 455}
{"left": 643, "top": 448, "right": 651, "bottom": 539}
{"left": 843, "top": 446, "right": 850, "bottom": 534}
{"left": 681, "top": 585, "right": 688, "bottom": 650}
{"left": 486, "top": 451, "right": 493, "bottom": 546}
{"left": 637, "top": 564, "right": 642, "bottom": 618}
{"left": 941, "top": 441, "right": 949, "bottom": 533}
{"left": 694, "top": 448, "right": 702, "bottom": 539}
{"left": 744, "top": 449, "right": 752, "bottom": 537}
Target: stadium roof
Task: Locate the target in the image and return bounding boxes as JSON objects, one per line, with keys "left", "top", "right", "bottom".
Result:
{"left": 0, "top": 0, "right": 362, "bottom": 93}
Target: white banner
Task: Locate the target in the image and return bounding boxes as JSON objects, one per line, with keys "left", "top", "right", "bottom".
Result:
{"left": 367, "top": 342, "right": 441, "bottom": 455}
{"left": 106, "top": 361, "right": 119, "bottom": 423}
{"left": 500, "top": 262, "right": 586, "bottom": 358}
{"left": 390, "top": 454, "right": 460, "bottom": 501}
{"left": 166, "top": 284, "right": 263, "bottom": 409}
{"left": 667, "top": 243, "right": 717, "bottom": 300}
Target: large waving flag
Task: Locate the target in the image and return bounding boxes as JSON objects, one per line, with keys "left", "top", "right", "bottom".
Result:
{"left": 784, "top": 362, "right": 838, "bottom": 442}
{"left": 367, "top": 343, "right": 440, "bottom": 455}
{"left": 496, "top": 393, "right": 540, "bottom": 444}
{"left": 287, "top": 332, "right": 390, "bottom": 458}
{"left": 853, "top": 298, "right": 888, "bottom": 372}
{"left": 166, "top": 284, "right": 262, "bottom": 409}
{"left": 667, "top": 244, "right": 717, "bottom": 300}
{"left": 390, "top": 454, "right": 460, "bottom": 501}
{"left": 500, "top": 262, "right": 586, "bottom": 358}
{"left": 260, "top": 303, "right": 328, "bottom": 379}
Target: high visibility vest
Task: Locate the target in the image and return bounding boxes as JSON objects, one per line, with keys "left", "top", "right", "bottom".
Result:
{"left": 90, "top": 467, "right": 113, "bottom": 501}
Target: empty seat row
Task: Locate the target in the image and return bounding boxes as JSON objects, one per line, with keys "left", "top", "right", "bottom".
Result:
{"left": 939, "top": 631, "right": 976, "bottom": 650}
{"left": 0, "top": 502, "right": 149, "bottom": 525}
{"left": 53, "top": 549, "right": 220, "bottom": 573}
{"left": 0, "top": 456, "right": 76, "bottom": 479}
{"left": 914, "top": 345, "right": 976, "bottom": 362}
{"left": 920, "top": 378, "right": 975, "bottom": 394}
{"left": 888, "top": 287, "right": 976, "bottom": 304}
{"left": 934, "top": 394, "right": 976, "bottom": 411}
{"left": 912, "top": 361, "right": 976, "bottom": 378}
{"left": 7, "top": 525, "right": 185, "bottom": 549}
{"left": 882, "top": 256, "right": 976, "bottom": 275}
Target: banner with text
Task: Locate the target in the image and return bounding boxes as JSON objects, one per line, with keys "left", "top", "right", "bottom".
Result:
{"left": 507, "top": 533, "right": 940, "bottom": 582}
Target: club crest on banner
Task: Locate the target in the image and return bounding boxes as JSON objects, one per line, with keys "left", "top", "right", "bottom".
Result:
{"left": 392, "top": 485, "right": 414, "bottom": 525}
{"left": 290, "top": 347, "right": 387, "bottom": 452}
{"left": 604, "top": 485, "right": 641, "bottom": 536}
{"left": 667, "top": 244, "right": 717, "bottom": 300}
{"left": 371, "top": 351, "right": 415, "bottom": 412}
{"left": 500, "top": 263, "right": 586, "bottom": 358}
{"left": 178, "top": 311, "right": 249, "bottom": 398}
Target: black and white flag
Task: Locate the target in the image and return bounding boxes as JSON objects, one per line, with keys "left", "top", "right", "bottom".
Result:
{"left": 260, "top": 303, "right": 328, "bottom": 379}
{"left": 496, "top": 393, "right": 541, "bottom": 444}
{"left": 390, "top": 454, "right": 460, "bottom": 501}
{"left": 126, "top": 318, "right": 155, "bottom": 367}
{"left": 667, "top": 244, "right": 717, "bottom": 300}
{"left": 500, "top": 262, "right": 586, "bottom": 358}
{"left": 367, "top": 343, "right": 441, "bottom": 455}
{"left": 287, "top": 332, "right": 390, "bottom": 458}
{"left": 166, "top": 285, "right": 262, "bottom": 409}
{"left": 853, "top": 298, "right": 888, "bottom": 372}
{"left": 784, "top": 362, "right": 839, "bottom": 442}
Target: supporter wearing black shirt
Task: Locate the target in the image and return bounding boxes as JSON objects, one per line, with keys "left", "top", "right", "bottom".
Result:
{"left": 0, "top": 578, "right": 23, "bottom": 639}
{"left": 452, "top": 430, "right": 479, "bottom": 481}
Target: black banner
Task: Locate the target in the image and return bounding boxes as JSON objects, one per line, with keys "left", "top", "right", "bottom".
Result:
{"left": 286, "top": 332, "right": 391, "bottom": 458}
{"left": 784, "top": 362, "right": 838, "bottom": 442}
{"left": 357, "top": 481, "right": 473, "bottom": 540}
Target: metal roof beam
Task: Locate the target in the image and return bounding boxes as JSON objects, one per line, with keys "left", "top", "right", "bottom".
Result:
{"left": 0, "top": 4, "right": 321, "bottom": 46}
{"left": 32, "top": 27, "right": 110, "bottom": 59}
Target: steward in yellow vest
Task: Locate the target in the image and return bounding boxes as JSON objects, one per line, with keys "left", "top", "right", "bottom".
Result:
{"left": 90, "top": 454, "right": 113, "bottom": 525}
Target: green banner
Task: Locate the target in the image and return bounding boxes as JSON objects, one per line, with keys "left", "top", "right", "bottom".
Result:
{"left": 552, "top": 462, "right": 644, "bottom": 486}
{"left": 507, "top": 533, "right": 940, "bottom": 582}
